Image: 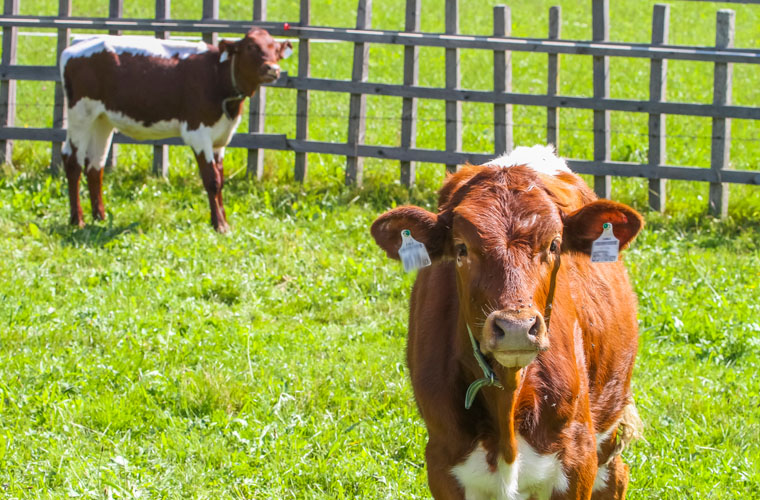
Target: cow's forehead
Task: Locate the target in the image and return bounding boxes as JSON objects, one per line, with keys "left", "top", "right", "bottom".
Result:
{"left": 451, "top": 178, "right": 562, "bottom": 250}
{"left": 245, "top": 29, "right": 275, "bottom": 46}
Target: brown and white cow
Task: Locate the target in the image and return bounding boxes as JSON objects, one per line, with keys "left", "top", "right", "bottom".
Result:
{"left": 371, "top": 146, "right": 643, "bottom": 499}
{"left": 60, "top": 29, "right": 292, "bottom": 232}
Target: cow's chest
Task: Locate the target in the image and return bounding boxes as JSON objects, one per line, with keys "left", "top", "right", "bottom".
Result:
{"left": 451, "top": 438, "right": 568, "bottom": 500}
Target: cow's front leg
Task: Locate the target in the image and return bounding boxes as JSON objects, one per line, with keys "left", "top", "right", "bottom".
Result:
{"left": 86, "top": 167, "right": 106, "bottom": 221}
{"left": 62, "top": 144, "right": 84, "bottom": 228}
{"left": 213, "top": 150, "right": 227, "bottom": 224}
{"left": 195, "top": 151, "right": 229, "bottom": 233}
{"left": 425, "top": 440, "right": 467, "bottom": 500}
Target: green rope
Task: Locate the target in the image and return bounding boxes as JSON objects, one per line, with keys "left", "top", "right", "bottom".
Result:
{"left": 464, "top": 323, "right": 503, "bottom": 409}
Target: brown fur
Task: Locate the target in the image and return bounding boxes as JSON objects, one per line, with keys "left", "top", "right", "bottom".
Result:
{"left": 372, "top": 160, "right": 643, "bottom": 499}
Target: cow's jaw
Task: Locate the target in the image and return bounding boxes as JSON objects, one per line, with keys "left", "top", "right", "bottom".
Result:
{"left": 492, "top": 350, "right": 538, "bottom": 369}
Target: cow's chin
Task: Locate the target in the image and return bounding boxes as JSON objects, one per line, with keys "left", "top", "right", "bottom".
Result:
{"left": 492, "top": 350, "right": 538, "bottom": 368}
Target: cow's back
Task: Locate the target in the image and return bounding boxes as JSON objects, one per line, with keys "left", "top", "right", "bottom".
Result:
{"left": 62, "top": 36, "right": 222, "bottom": 131}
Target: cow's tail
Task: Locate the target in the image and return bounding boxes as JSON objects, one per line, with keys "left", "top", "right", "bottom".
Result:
{"left": 610, "top": 400, "right": 643, "bottom": 460}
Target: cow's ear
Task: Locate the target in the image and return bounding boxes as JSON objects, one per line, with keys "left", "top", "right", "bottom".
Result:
{"left": 563, "top": 200, "right": 643, "bottom": 254}
{"left": 279, "top": 40, "right": 293, "bottom": 59}
{"left": 371, "top": 205, "right": 448, "bottom": 261}
{"left": 218, "top": 40, "right": 237, "bottom": 62}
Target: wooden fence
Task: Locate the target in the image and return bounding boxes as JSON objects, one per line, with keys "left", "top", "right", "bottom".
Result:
{"left": 1, "top": 0, "right": 760, "bottom": 216}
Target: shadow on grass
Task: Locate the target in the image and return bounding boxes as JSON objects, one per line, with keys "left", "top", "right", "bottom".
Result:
{"left": 50, "top": 218, "right": 140, "bottom": 247}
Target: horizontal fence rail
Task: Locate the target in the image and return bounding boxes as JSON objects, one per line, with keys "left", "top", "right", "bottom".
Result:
{"left": 1, "top": 0, "right": 759, "bottom": 217}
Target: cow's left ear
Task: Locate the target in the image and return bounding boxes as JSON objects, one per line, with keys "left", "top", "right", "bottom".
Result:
{"left": 563, "top": 200, "right": 644, "bottom": 254}
{"left": 218, "top": 39, "right": 237, "bottom": 63}
{"left": 371, "top": 205, "right": 448, "bottom": 261}
{"left": 279, "top": 40, "right": 293, "bottom": 60}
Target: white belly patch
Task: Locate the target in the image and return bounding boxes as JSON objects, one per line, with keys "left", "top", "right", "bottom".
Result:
{"left": 64, "top": 97, "right": 242, "bottom": 167}
{"left": 451, "top": 438, "right": 569, "bottom": 500}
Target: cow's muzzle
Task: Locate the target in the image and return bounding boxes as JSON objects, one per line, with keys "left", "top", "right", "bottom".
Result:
{"left": 481, "top": 309, "right": 549, "bottom": 368}
{"left": 260, "top": 63, "right": 281, "bottom": 83}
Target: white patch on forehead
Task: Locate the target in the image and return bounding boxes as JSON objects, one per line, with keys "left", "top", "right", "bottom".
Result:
{"left": 451, "top": 438, "right": 568, "bottom": 500}
{"left": 484, "top": 145, "right": 571, "bottom": 176}
{"left": 61, "top": 35, "right": 208, "bottom": 72}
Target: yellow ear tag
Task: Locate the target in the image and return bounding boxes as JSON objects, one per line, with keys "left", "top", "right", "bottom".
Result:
{"left": 398, "top": 229, "right": 432, "bottom": 273}
{"left": 590, "top": 222, "right": 619, "bottom": 263}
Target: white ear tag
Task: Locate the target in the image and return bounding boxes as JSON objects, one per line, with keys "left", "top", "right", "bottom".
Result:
{"left": 282, "top": 45, "right": 293, "bottom": 59}
{"left": 590, "top": 222, "right": 619, "bottom": 263}
{"left": 398, "top": 229, "right": 431, "bottom": 273}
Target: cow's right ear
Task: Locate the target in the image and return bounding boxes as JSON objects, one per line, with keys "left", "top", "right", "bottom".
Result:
{"left": 218, "top": 40, "right": 237, "bottom": 62}
{"left": 371, "top": 206, "right": 447, "bottom": 261}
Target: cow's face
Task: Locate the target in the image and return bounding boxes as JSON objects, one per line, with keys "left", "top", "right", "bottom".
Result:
{"left": 371, "top": 161, "right": 643, "bottom": 369}
{"left": 219, "top": 28, "right": 292, "bottom": 87}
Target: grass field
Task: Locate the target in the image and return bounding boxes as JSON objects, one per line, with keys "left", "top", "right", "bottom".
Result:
{"left": 1, "top": 1, "right": 760, "bottom": 499}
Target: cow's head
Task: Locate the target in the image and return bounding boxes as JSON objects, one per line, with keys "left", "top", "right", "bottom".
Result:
{"left": 219, "top": 28, "right": 292, "bottom": 90}
{"left": 371, "top": 146, "right": 643, "bottom": 369}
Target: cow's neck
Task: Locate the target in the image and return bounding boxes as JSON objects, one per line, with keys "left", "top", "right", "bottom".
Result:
{"left": 457, "top": 318, "right": 522, "bottom": 465}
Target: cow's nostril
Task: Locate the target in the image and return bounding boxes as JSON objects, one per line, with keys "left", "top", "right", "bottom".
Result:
{"left": 528, "top": 316, "right": 540, "bottom": 340}
{"left": 492, "top": 321, "right": 506, "bottom": 339}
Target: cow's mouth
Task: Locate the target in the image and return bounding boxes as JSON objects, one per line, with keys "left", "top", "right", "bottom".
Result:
{"left": 260, "top": 73, "right": 278, "bottom": 83}
{"left": 492, "top": 350, "right": 538, "bottom": 368}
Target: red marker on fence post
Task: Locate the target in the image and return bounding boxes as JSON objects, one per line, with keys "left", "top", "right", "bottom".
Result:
{"left": 284, "top": 22, "right": 290, "bottom": 30}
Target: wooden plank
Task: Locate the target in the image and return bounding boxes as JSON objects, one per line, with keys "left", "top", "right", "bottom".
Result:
{"left": 50, "top": 0, "right": 70, "bottom": 175}
{"left": 105, "top": 0, "right": 123, "bottom": 172}
{"left": 493, "top": 5, "right": 512, "bottom": 156}
{"left": 294, "top": 0, "right": 310, "bottom": 182}
{"left": 445, "top": 0, "right": 461, "bottom": 173}
{"left": 3, "top": 126, "right": 760, "bottom": 186}
{"left": 345, "top": 0, "right": 371, "bottom": 186}
{"left": 0, "top": 0, "right": 18, "bottom": 165}
{"left": 3, "top": 16, "right": 760, "bottom": 65}
{"left": 153, "top": 0, "right": 170, "bottom": 178}
{"left": 547, "top": 6, "right": 560, "bottom": 149}
{"left": 6, "top": 61, "right": 760, "bottom": 122}
{"left": 202, "top": 0, "right": 219, "bottom": 45}
{"left": 400, "top": 0, "right": 420, "bottom": 187}
{"left": 648, "top": 4, "right": 669, "bottom": 212}
{"left": 247, "top": 0, "right": 267, "bottom": 179}
{"left": 592, "top": 0, "right": 611, "bottom": 199}
{"left": 710, "top": 9, "right": 734, "bottom": 218}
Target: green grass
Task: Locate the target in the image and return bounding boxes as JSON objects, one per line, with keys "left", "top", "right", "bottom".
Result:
{"left": 1, "top": 1, "right": 760, "bottom": 499}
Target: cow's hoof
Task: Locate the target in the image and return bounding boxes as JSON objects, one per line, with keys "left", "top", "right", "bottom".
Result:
{"left": 92, "top": 211, "right": 106, "bottom": 221}
{"left": 214, "top": 222, "right": 231, "bottom": 234}
{"left": 69, "top": 217, "right": 85, "bottom": 228}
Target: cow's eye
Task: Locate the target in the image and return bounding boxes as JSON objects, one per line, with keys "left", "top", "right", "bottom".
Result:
{"left": 456, "top": 243, "right": 468, "bottom": 258}
{"left": 549, "top": 239, "right": 560, "bottom": 253}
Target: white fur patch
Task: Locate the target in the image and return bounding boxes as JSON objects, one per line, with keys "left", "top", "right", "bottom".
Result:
{"left": 451, "top": 437, "right": 568, "bottom": 500}
{"left": 65, "top": 97, "right": 241, "bottom": 167}
{"left": 592, "top": 463, "right": 610, "bottom": 493}
{"left": 484, "top": 145, "right": 571, "bottom": 176}
{"left": 219, "top": 50, "right": 229, "bottom": 63}
{"left": 61, "top": 35, "right": 208, "bottom": 75}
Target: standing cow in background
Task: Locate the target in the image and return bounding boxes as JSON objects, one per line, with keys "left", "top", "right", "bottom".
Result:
{"left": 60, "top": 28, "right": 292, "bottom": 232}
{"left": 371, "top": 146, "right": 643, "bottom": 499}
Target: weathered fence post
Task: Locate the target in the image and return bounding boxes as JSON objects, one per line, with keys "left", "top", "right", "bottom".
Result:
{"left": 445, "top": 0, "right": 461, "bottom": 173}
{"left": 345, "top": 0, "right": 371, "bottom": 186}
{"left": 493, "top": 5, "right": 512, "bottom": 156}
{"left": 202, "top": 0, "right": 219, "bottom": 45}
{"left": 50, "top": 0, "right": 71, "bottom": 175}
{"left": 648, "top": 4, "right": 669, "bottom": 212}
{"left": 248, "top": 0, "right": 267, "bottom": 179}
{"left": 294, "top": 0, "right": 310, "bottom": 182}
{"left": 105, "top": 0, "right": 123, "bottom": 172}
{"left": 0, "top": 0, "right": 18, "bottom": 166}
{"left": 710, "top": 9, "right": 734, "bottom": 218}
{"left": 153, "top": 0, "right": 170, "bottom": 178}
{"left": 547, "top": 6, "right": 560, "bottom": 149}
{"left": 400, "top": 0, "right": 420, "bottom": 187}
{"left": 592, "top": 0, "right": 611, "bottom": 199}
